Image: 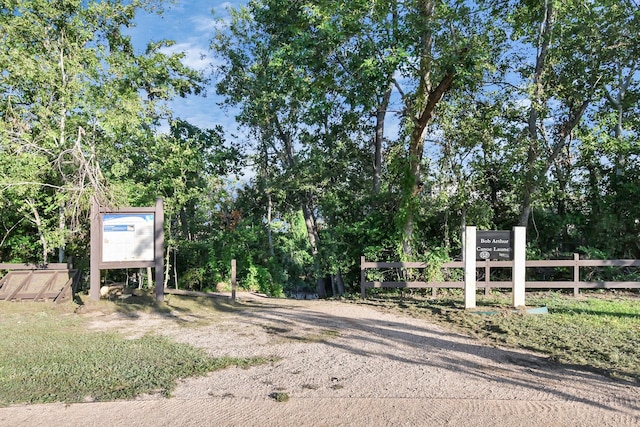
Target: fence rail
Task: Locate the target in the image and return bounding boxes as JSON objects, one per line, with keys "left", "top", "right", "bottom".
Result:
{"left": 0, "top": 263, "right": 72, "bottom": 271}
{"left": 360, "top": 254, "right": 640, "bottom": 298}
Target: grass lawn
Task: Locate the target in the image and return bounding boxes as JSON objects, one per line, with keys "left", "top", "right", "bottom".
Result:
{"left": 358, "top": 289, "right": 640, "bottom": 383}
{"left": 0, "top": 295, "right": 273, "bottom": 406}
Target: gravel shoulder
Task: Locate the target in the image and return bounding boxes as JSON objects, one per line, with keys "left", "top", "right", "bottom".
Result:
{"left": 1, "top": 292, "right": 639, "bottom": 426}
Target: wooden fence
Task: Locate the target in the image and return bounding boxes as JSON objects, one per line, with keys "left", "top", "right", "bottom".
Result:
{"left": 0, "top": 260, "right": 78, "bottom": 303}
{"left": 360, "top": 254, "right": 640, "bottom": 298}
{"left": 0, "top": 262, "right": 73, "bottom": 271}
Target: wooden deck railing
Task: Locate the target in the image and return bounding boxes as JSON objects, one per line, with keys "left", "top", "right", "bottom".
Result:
{"left": 360, "top": 254, "right": 640, "bottom": 298}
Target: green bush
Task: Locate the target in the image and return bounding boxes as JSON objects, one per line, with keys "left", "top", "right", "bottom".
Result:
{"left": 179, "top": 267, "right": 206, "bottom": 291}
{"left": 245, "top": 264, "right": 283, "bottom": 297}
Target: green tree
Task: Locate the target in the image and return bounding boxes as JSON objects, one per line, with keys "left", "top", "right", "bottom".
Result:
{"left": 503, "top": 0, "right": 639, "bottom": 228}
{"left": 213, "top": 1, "right": 376, "bottom": 295}
{"left": 0, "top": 0, "right": 204, "bottom": 264}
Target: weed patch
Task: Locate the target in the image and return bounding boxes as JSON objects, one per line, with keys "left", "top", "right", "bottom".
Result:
{"left": 269, "top": 392, "right": 290, "bottom": 402}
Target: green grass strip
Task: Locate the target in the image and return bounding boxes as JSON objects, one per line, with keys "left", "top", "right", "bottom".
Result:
{"left": 0, "top": 308, "right": 270, "bottom": 405}
{"left": 358, "top": 290, "right": 640, "bottom": 383}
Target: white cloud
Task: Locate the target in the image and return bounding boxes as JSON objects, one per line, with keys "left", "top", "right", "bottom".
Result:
{"left": 191, "top": 15, "right": 222, "bottom": 33}
{"left": 161, "top": 41, "right": 211, "bottom": 72}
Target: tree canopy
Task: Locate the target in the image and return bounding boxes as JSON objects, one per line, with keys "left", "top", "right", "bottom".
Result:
{"left": 1, "top": 0, "right": 639, "bottom": 296}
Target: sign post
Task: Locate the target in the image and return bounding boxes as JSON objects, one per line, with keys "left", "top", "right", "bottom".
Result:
{"left": 464, "top": 226, "right": 477, "bottom": 309}
{"left": 472, "top": 227, "right": 526, "bottom": 308}
{"left": 90, "top": 198, "right": 164, "bottom": 301}
{"left": 512, "top": 226, "right": 526, "bottom": 307}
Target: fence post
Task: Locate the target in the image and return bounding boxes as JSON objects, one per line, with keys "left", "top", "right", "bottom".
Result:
{"left": 231, "top": 259, "right": 236, "bottom": 302}
{"left": 573, "top": 253, "right": 580, "bottom": 297}
{"left": 154, "top": 198, "right": 165, "bottom": 302}
{"left": 484, "top": 259, "right": 491, "bottom": 296}
{"left": 360, "top": 256, "right": 366, "bottom": 299}
{"left": 464, "top": 226, "right": 476, "bottom": 309}
{"left": 512, "top": 226, "right": 526, "bottom": 307}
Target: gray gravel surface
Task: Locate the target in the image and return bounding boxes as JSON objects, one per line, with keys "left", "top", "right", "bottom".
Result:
{"left": 1, "top": 293, "right": 638, "bottom": 426}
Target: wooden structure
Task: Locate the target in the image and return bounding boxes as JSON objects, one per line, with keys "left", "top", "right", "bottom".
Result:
{"left": 0, "top": 262, "right": 79, "bottom": 303}
{"left": 361, "top": 254, "right": 640, "bottom": 298}
{"left": 90, "top": 198, "right": 164, "bottom": 301}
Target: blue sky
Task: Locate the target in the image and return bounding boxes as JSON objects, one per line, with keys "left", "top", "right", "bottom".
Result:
{"left": 127, "top": 1, "right": 247, "bottom": 135}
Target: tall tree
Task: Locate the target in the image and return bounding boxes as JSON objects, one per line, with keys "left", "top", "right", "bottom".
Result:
{"left": 504, "top": 0, "right": 638, "bottom": 226}
{"left": 213, "top": 1, "right": 374, "bottom": 295}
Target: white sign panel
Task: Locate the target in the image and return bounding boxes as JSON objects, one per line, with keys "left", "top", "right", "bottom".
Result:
{"left": 102, "top": 214, "right": 155, "bottom": 262}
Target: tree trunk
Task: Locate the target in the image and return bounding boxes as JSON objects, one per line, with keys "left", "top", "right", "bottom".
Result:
{"left": 164, "top": 247, "right": 170, "bottom": 288}
{"left": 374, "top": 83, "right": 392, "bottom": 194}
{"left": 399, "top": 0, "right": 459, "bottom": 257}
{"left": 180, "top": 208, "right": 191, "bottom": 241}
{"left": 402, "top": 69, "right": 455, "bottom": 256}
{"left": 605, "top": 63, "right": 635, "bottom": 226}
{"left": 330, "top": 274, "right": 337, "bottom": 297}
{"left": 335, "top": 270, "right": 345, "bottom": 296}
{"left": 519, "top": 0, "right": 555, "bottom": 227}
{"left": 301, "top": 198, "right": 325, "bottom": 297}
{"left": 26, "top": 199, "right": 48, "bottom": 264}
{"left": 58, "top": 205, "right": 65, "bottom": 263}
{"left": 173, "top": 247, "right": 179, "bottom": 289}
{"left": 275, "top": 116, "right": 325, "bottom": 292}
{"left": 266, "top": 193, "right": 275, "bottom": 258}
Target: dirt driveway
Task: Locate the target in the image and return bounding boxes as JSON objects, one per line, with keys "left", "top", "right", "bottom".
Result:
{"left": 1, "top": 293, "right": 639, "bottom": 426}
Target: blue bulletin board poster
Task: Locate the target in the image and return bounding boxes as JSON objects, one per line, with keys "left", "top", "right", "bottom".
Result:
{"left": 102, "top": 213, "right": 155, "bottom": 262}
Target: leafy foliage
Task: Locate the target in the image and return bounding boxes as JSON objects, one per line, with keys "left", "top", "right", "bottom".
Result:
{"left": 0, "top": 0, "right": 204, "bottom": 264}
{"left": 2, "top": 1, "right": 640, "bottom": 296}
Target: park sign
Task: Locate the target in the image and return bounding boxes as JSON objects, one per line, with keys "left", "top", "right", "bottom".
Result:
{"left": 90, "top": 198, "right": 164, "bottom": 301}
{"left": 102, "top": 214, "right": 155, "bottom": 262}
{"left": 476, "top": 230, "right": 513, "bottom": 261}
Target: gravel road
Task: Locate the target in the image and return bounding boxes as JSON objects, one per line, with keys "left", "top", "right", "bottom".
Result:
{"left": 1, "top": 293, "right": 638, "bottom": 426}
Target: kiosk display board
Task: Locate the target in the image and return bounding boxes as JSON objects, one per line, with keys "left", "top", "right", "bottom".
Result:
{"left": 90, "top": 198, "right": 164, "bottom": 301}
{"left": 102, "top": 214, "right": 155, "bottom": 262}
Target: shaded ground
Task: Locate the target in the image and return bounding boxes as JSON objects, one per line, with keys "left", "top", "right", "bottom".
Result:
{"left": 1, "top": 292, "right": 639, "bottom": 426}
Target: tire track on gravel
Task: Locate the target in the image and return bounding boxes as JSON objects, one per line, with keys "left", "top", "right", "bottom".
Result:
{"left": 1, "top": 293, "right": 638, "bottom": 426}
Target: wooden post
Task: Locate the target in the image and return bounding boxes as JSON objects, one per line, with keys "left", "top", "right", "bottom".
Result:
{"left": 154, "top": 198, "right": 164, "bottom": 302}
{"left": 484, "top": 259, "right": 491, "bottom": 296}
{"left": 360, "top": 256, "right": 366, "bottom": 299}
{"left": 90, "top": 197, "right": 165, "bottom": 301}
{"left": 573, "top": 253, "right": 580, "bottom": 297}
{"left": 512, "top": 226, "right": 526, "bottom": 307}
{"left": 464, "top": 226, "right": 476, "bottom": 309}
{"left": 231, "top": 259, "right": 237, "bottom": 301}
